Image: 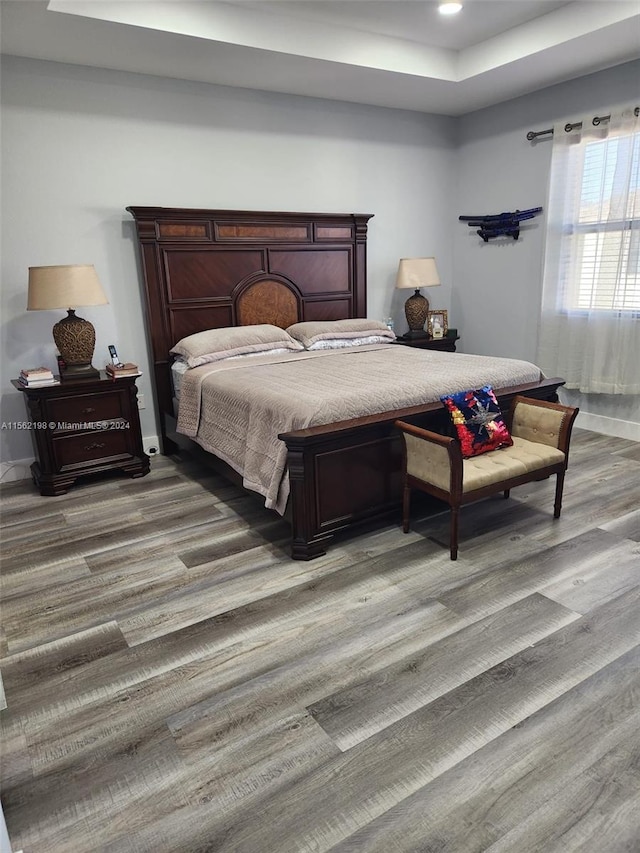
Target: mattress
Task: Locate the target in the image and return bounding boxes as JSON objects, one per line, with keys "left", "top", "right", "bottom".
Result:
{"left": 176, "top": 344, "right": 542, "bottom": 514}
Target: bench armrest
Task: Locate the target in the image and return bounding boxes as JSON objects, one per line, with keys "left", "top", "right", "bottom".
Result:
{"left": 509, "top": 396, "right": 579, "bottom": 457}
{"left": 395, "top": 420, "right": 462, "bottom": 492}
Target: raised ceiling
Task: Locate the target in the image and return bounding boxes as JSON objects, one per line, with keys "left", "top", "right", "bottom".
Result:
{"left": 1, "top": 0, "right": 638, "bottom": 115}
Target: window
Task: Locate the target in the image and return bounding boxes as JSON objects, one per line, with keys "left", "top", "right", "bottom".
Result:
{"left": 562, "top": 131, "right": 640, "bottom": 312}
{"left": 538, "top": 109, "right": 639, "bottom": 395}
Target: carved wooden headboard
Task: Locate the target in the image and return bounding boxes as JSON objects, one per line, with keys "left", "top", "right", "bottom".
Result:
{"left": 127, "top": 207, "right": 374, "bottom": 424}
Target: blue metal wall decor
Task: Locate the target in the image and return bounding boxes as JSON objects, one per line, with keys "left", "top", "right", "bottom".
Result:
{"left": 459, "top": 206, "right": 542, "bottom": 242}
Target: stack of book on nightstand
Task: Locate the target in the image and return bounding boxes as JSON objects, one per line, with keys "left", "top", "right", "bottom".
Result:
{"left": 106, "top": 362, "right": 141, "bottom": 378}
{"left": 18, "top": 367, "right": 59, "bottom": 387}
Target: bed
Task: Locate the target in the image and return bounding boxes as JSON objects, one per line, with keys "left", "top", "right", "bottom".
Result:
{"left": 127, "top": 206, "right": 563, "bottom": 559}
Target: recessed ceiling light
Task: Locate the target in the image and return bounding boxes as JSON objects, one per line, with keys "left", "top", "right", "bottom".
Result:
{"left": 439, "top": 2, "right": 463, "bottom": 15}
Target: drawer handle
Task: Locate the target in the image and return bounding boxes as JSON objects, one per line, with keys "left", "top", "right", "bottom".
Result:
{"left": 81, "top": 406, "right": 97, "bottom": 415}
{"left": 83, "top": 442, "right": 106, "bottom": 451}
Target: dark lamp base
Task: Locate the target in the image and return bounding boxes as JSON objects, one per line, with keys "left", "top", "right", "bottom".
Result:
{"left": 60, "top": 363, "right": 100, "bottom": 381}
{"left": 401, "top": 330, "right": 429, "bottom": 340}
{"left": 404, "top": 289, "right": 429, "bottom": 334}
{"left": 53, "top": 309, "right": 99, "bottom": 382}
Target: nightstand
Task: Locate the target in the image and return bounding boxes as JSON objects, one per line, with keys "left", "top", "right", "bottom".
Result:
{"left": 13, "top": 373, "right": 150, "bottom": 496}
{"left": 393, "top": 334, "right": 460, "bottom": 353}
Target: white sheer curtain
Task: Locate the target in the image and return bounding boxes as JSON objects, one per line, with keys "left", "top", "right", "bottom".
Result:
{"left": 537, "top": 108, "right": 640, "bottom": 394}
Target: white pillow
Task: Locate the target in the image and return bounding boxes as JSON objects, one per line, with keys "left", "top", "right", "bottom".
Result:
{"left": 308, "top": 335, "right": 395, "bottom": 350}
{"left": 170, "top": 324, "right": 303, "bottom": 368}
{"left": 286, "top": 319, "right": 395, "bottom": 349}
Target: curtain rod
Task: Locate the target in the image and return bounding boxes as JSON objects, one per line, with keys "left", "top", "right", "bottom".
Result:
{"left": 526, "top": 106, "right": 639, "bottom": 141}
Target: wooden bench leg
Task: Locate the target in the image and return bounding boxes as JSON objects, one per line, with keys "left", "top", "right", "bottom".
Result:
{"left": 402, "top": 484, "right": 411, "bottom": 533}
{"left": 450, "top": 505, "right": 459, "bottom": 560}
{"left": 554, "top": 470, "right": 566, "bottom": 518}
{"left": 503, "top": 489, "right": 511, "bottom": 499}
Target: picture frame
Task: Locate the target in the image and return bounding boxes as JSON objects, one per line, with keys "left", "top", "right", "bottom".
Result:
{"left": 427, "top": 309, "right": 448, "bottom": 337}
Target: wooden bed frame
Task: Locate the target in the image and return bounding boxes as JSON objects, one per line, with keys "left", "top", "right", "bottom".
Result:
{"left": 127, "top": 206, "right": 563, "bottom": 559}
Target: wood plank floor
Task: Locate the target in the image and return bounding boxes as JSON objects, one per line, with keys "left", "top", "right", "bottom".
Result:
{"left": 1, "top": 428, "right": 639, "bottom": 853}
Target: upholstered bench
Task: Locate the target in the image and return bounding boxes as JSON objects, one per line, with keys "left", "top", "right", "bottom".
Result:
{"left": 395, "top": 395, "right": 579, "bottom": 560}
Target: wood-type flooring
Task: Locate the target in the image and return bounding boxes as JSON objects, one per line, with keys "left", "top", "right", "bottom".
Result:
{"left": 1, "top": 428, "right": 639, "bottom": 853}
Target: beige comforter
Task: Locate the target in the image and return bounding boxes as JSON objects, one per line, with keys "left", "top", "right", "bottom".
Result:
{"left": 177, "top": 345, "right": 542, "bottom": 514}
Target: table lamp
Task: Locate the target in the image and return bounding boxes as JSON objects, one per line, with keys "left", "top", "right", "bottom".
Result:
{"left": 27, "top": 264, "right": 109, "bottom": 380}
{"left": 395, "top": 257, "right": 441, "bottom": 338}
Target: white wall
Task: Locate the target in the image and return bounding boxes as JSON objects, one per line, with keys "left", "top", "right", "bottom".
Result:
{"left": 0, "top": 56, "right": 456, "bottom": 470}
{"left": 454, "top": 59, "right": 640, "bottom": 435}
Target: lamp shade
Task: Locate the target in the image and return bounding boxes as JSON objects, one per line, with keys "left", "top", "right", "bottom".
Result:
{"left": 395, "top": 257, "right": 441, "bottom": 290}
{"left": 27, "top": 265, "right": 108, "bottom": 310}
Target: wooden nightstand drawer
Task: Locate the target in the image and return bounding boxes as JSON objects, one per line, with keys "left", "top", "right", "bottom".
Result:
{"left": 52, "top": 429, "right": 132, "bottom": 470}
{"left": 13, "top": 372, "right": 149, "bottom": 495}
{"left": 46, "top": 390, "right": 125, "bottom": 426}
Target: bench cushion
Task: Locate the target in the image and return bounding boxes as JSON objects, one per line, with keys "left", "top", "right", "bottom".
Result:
{"left": 404, "top": 434, "right": 566, "bottom": 493}
{"left": 461, "top": 437, "right": 565, "bottom": 492}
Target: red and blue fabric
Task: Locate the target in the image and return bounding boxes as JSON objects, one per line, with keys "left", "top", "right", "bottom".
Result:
{"left": 440, "top": 385, "right": 513, "bottom": 458}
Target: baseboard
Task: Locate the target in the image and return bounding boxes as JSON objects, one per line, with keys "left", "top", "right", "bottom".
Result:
{"left": 576, "top": 411, "right": 640, "bottom": 442}
{"left": 1, "top": 435, "right": 163, "bottom": 484}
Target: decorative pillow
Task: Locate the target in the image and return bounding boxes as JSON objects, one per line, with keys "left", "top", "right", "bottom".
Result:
{"left": 440, "top": 385, "right": 513, "bottom": 458}
{"left": 170, "top": 324, "right": 303, "bottom": 368}
{"left": 286, "top": 319, "right": 396, "bottom": 350}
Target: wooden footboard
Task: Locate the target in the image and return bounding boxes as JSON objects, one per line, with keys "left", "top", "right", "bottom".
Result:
{"left": 280, "top": 377, "right": 565, "bottom": 559}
